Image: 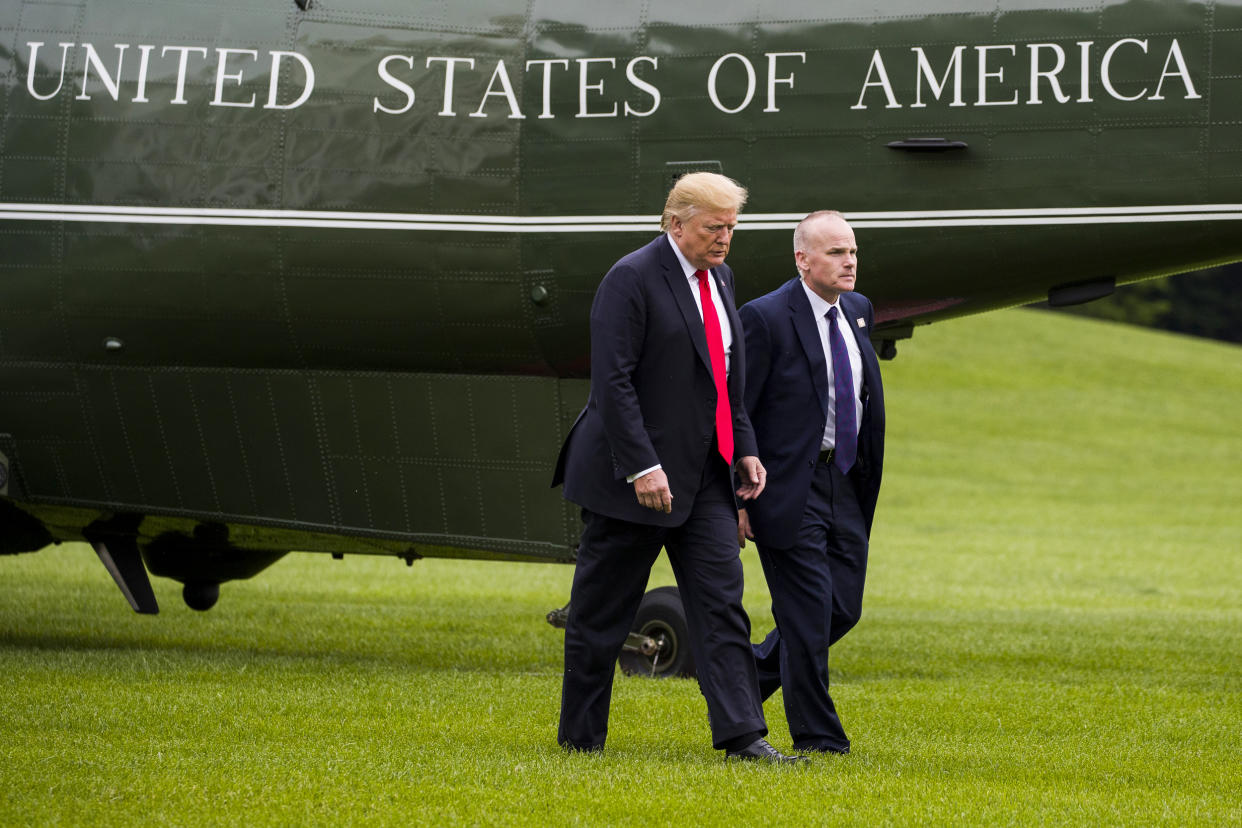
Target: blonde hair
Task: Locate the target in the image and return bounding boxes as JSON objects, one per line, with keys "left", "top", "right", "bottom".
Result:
{"left": 660, "top": 172, "right": 748, "bottom": 231}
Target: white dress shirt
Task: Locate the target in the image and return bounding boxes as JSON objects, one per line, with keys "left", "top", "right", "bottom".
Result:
{"left": 800, "top": 279, "right": 863, "bottom": 451}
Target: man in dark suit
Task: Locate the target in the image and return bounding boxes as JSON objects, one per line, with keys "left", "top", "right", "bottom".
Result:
{"left": 737, "top": 210, "right": 886, "bottom": 755}
{"left": 553, "top": 173, "right": 803, "bottom": 763}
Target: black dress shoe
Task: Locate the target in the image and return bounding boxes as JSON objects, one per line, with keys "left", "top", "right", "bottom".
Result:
{"left": 725, "top": 738, "right": 809, "bottom": 764}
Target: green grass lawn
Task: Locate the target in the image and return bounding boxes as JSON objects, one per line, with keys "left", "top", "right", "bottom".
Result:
{"left": 2, "top": 308, "right": 1240, "bottom": 826}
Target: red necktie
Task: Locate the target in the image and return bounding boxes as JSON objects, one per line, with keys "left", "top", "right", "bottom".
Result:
{"left": 695, "top": 269, "right": 733, "bottom": 465}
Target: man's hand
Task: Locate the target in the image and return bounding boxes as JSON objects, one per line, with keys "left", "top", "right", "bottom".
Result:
{"left": 633, "top": 468, "right": 673, "bottom": 514}
{"left": 735, "top": 455, "right": 766, "bottom": 501}
{"left": 737, "top": 507, "right": 754, "bottom": 548}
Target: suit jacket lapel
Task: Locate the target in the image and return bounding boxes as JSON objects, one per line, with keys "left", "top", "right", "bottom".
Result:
{"left": 841, "top": 292, "right": 879, "bottom": 393}
{"left": 788, "top": 279, "right": 830, "bottom": 419}
{"left": 660, "top": 240, "right": 713, "bottom": 372}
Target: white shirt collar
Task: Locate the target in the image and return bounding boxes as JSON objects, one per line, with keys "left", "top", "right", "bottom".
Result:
{"left": 666, "top": 233, "right": 702, "bottom": 280}
{"left": 800, "top": 276, "right": 841, "bottom": 319}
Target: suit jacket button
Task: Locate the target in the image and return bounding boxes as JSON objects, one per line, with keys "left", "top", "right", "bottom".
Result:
{"left": 808, "top": 460, "right": 815, "bottom": 468}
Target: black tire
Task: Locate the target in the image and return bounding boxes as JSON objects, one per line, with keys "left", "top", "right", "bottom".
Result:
{"left": 182, "top": 581, "right": 220, "bottom": 611}
{"left": 618, "top": 586, "right": 696, "bottom": 679}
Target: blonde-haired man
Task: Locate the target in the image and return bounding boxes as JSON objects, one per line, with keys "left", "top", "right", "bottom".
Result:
{"left": 659, "top": 170, "right": 749, "bottom": 231}
{"left": 553, "top": 173, "right": 803, "bottom": 763}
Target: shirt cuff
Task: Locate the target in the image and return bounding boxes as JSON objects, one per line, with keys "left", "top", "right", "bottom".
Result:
{"left": 626, "top": 464, "right": 662, "bottom": 484}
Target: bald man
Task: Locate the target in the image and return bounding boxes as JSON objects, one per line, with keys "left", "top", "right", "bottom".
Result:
{"left": 737, "top": 210, "right": 886, "bottom": 755}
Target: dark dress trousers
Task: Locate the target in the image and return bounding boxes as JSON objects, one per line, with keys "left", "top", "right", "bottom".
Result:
{"left": 739, "top": 278, "right": 886, "bottom": 752}
{"left": 552, "top": 235, "right": 767, "bottom": 751}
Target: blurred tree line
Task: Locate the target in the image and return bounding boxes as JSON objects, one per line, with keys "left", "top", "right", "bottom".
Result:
{"left": 1048, "top": 263, "right": 1242, "bottom": 344}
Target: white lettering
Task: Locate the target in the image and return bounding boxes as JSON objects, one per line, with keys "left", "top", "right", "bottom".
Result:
{"left": 265, "top": 51, "right": 314, "bottom": 110}
{"left": 1150, "top": 38, "right": 1201, "bottom": 100}
{"left": 577, "top": 57, "right": 617, "bottom": 118}
{"left": 976, "top": 45, "right": 1019, "bottom": 106}
{"left": 163, "top": 46, "right": 209, "bottom": 105}
{"left": 471, "top": 59, "right": 524, "bottom": 118}
{"left": 15, "top": 37, "right": 1203, "bottom": 116}
{"left": 211, "top": 48, "right": 258, "bottom": 108}
{"left": 709, "top": 53, "right": 756, "bottom": 114}
{"left": 374, "top": 54, "right": 415, "bottom": 114}
{"left": 426, "top": 56, "right": 475, "bottom": 116}
{"left": 25, "top": 42, "right": 73, "bottom": 101}
{"left": 851, "top": 51, "right": 900, "bottom": 109}
{"left": 1028, "top": 43, "right": 1070, "bottom": 104}
{"left": 526, "top": 59, "right": 569, "bottom": 119}
{"left": 624, "top": 56, "right": 660, "bottom": 117}
{"left": 763, "top": 51, "right": 805, "bottom": 113}
{"left": 1077, "top": 41, "right": 1094, "bottom": 102}
{"left": 1101, "top": 38, "right": 1148, "bottom": 101}
{"left": 912, "top": 46, "right": 965, "bottom": 108}
{"left": 133, "top": 44, "right": 155, "bottom": 103}
{"left": 76, "top": 43, "right": 128, "bottom": 101}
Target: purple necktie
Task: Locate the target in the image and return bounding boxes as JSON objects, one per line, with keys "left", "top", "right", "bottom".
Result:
{"left": 828, "top": 306, "right": 857, "bottom": 474}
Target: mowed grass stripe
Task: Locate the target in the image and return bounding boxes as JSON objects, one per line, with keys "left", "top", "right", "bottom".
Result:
{"left": 2, "top": 307, "right": 1239, "bottom": 825}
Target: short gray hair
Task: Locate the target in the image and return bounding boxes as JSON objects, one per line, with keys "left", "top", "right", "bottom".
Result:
{"left": 793, "top": 210, "right": 846, "bottom": 256}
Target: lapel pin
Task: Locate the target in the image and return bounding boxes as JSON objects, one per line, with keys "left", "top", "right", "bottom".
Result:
{"left": 856, "top": 318, "right": 866, "bottom": 328}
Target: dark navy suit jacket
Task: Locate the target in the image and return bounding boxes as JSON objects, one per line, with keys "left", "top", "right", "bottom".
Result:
{"left": 739, "top": 278, "right": 886, "bottom": 548}
{"left": 553, "top": 235, "right": 758, "bottom": 526}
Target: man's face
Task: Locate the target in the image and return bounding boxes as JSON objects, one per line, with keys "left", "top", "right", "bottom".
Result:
{"left": 670, "top": 209, "right": 738, "bottom": 270}
{"left": 797, "top": 216, "right": 858, "bottom": 301}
